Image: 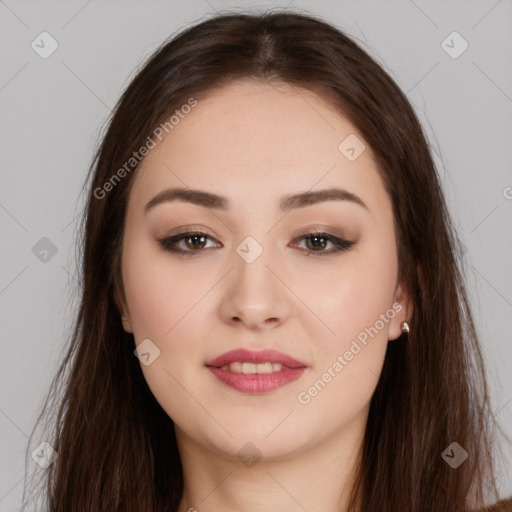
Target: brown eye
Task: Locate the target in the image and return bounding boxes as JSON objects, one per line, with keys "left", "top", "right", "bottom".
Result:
{"left": 304, "top": 234, "right": 329, "bottom": 251}
{"left": 159, "top": 232, "right": 220, "bottom": 253}
{"left": 184, "top": 234, "right": 208, "bottom": 250}
{"left": 293, "top": 232, "right": 355, "bottom": 256}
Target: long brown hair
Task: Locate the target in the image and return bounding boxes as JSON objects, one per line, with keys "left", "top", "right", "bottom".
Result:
{"left": 21, "top": 10, "right": 510, "bottom": 512}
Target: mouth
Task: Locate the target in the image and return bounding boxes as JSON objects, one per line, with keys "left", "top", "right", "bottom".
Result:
{"left": 205, "top": 348, "right": 308, "bottom": 394}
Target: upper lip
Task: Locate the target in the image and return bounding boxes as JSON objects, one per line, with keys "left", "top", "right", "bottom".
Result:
{"left": 205, "top": 349, "right": 307, "bottom": 369}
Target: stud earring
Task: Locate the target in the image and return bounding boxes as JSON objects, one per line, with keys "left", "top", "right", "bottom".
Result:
{"left": 401, "top": 321, "right": 410, "bottom": 334}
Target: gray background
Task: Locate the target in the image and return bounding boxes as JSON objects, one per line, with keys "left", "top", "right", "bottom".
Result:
{"left": 1, "top": 0, "right": 511, "bottom": 509}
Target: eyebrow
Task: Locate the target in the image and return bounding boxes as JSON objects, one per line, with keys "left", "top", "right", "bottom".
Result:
{"left": 144, "top": 186, "right": 369, "bottom": 214}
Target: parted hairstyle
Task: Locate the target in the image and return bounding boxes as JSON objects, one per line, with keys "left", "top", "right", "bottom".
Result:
{"left": 22, "top": 9, "right": 511, "bottom": 512}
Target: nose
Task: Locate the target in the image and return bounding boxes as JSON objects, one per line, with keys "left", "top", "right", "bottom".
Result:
{"left": 219, "top": 244, "right": 291, "bottom": 330}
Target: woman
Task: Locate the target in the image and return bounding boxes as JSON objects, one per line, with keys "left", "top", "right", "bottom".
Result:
{"left": 21, "top": 10, "right": 511, "bottom": 512}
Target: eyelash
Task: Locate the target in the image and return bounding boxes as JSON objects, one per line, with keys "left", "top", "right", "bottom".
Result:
{"left": 157, "top": 230, "right": 355, "bottom": 257}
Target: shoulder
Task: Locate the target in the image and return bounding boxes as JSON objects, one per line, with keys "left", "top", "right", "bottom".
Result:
{"left": 472, "top": 498, "right": 512, "bottom": 512}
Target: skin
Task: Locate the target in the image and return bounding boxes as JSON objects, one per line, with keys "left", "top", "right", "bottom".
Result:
{"left": 118, "top": 79, "right": 413, "bottom": 512}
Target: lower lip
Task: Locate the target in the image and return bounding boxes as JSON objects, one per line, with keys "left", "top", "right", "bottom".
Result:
{"left": 206, "top": 366, "right": 307, "bottom": 394}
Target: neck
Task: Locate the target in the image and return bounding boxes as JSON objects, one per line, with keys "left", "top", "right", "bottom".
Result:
{"left": 175, "top": 415, "right": 365, "bottom": 512}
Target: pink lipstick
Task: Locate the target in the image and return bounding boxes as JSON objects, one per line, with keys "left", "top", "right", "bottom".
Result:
{"left": 205, "top": 349, "right": 308, "bottom": 394}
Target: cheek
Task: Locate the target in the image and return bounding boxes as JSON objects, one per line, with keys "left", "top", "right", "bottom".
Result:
{"left": 122, "top": 240, "right": 209, "bottom": 340}
{"left": 295, "top": 234, "right": 398, "bottom": 407}
{"left": 294, "top": 237, "right": 398, "bottom": 349}
{"left": 121, "top": 244, "right": 212, "bottom": 426}
{"left": 294, "top": 288, "right": 396, "bottom": 431}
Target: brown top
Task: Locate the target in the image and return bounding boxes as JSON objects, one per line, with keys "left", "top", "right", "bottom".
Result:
{"left": 475, "top": 498, "right": 512, "bottom": 511}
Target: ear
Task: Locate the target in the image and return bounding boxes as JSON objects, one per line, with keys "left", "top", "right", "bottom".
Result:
{"left": 388, "top": 279, "right": 414, "bottom": 341}
{"left": 114, "top": 281, "right": 133, "bottom": 334}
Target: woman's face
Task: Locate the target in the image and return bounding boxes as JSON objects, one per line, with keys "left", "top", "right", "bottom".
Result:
{"left": 119, "top": 80, "right": 411, "bottom": 461}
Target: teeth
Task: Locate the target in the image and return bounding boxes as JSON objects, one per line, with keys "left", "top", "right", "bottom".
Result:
{"left": 219, "top": 362, "right": 283, "bottom": 373}
{"left": 230, "top": 361, "right": 243, "bottom": 373}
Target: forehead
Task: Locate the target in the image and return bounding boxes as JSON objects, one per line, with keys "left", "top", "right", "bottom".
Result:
{"left": 129, "top": 79, "right": 390, "bottom": 218}
{"left": 152, "top": 80, "right": 361, "bottom": 166}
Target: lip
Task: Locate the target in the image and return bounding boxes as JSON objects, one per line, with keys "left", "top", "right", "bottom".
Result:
{"left": 205, "top": 349, "right": 308, "bottom": 394}
{"left": 205, "top": 349, "right": 307, "bottom": 369}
